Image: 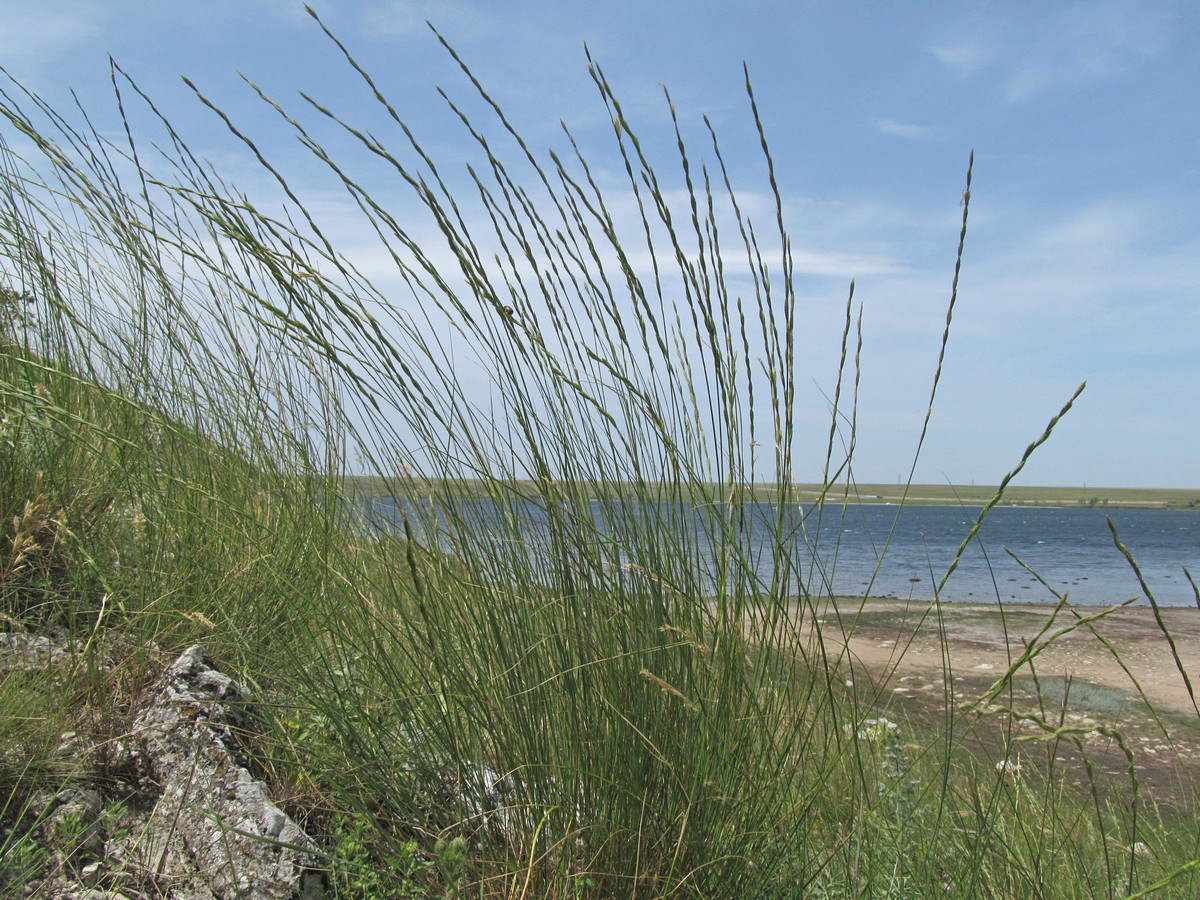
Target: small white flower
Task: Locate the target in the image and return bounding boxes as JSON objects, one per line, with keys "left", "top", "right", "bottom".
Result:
{"left": 995, "top": 759, "right": 1022, "bottom": 778}
{"left": 855, "top": 717, "right": 901, "bottom": 743}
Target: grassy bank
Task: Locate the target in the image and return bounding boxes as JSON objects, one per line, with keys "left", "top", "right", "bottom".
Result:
{"left": 3, "top": 14, "right": 1199, "bottom": 898}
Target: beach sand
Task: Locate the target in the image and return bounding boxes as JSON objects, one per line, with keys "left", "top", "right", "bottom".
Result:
{"left": 799, "top": 598, "right": 1200, "bottom": 803}
{"left": 822, "top": 599, "right": 1200, "bottom": 714}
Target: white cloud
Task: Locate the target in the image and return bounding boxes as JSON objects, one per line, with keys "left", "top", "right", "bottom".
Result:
{"left": 931, "top": 1, "right": 1169, "bottom": 102}
{"left": 361, "top": 0, "right": 491, "bottom": 40}
{"left": 874, "top": 118, "right": 938, "bottom": 141}
{"left": 791, "top": 248, "right": 902, "bottom": 279}
{"left": 0, "top": 1, "right": 103, "bottom": 69}
{"left": 955, "top": 197, "right": 1200, "bottom": 357}
{"left": 1, "top": 0, "right": 327, "bottom": 87}
{"left": 252, "top": 0, "right": 332, "bottom": 25}
{"left": 930, "top": 39, "right": 995, "bottom": 77}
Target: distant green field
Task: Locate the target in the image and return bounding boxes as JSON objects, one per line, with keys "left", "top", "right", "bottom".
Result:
{"left": 342, "top": 476, "right": 1200, "bottom": 509}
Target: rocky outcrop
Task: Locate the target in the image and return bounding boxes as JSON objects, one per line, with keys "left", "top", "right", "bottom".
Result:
{"left": 0, "top": 633, "right": 85, "bottom": 671}
{"left": 119, "top": 644, "right": 325, "bottom": 899}
{"left": 2, "top": 640, "right": 326, "bottom": 899}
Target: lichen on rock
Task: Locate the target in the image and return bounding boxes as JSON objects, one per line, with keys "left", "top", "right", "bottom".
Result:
{"left": 125, "top": 644, "right": 326, "bottom": 900}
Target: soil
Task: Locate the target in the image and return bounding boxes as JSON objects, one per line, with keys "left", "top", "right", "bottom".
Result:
{"left": 801, "top": 598, "right": 1200, "bottom": 809}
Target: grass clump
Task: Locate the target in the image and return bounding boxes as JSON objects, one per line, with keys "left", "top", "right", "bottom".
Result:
{"left": 1, "top": 13, "right": 1198, "bottom": 898}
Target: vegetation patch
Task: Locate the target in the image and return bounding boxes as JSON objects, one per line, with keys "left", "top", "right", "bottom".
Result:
{"left": 1, "top": 13, "right": 1198, "bottom": 898}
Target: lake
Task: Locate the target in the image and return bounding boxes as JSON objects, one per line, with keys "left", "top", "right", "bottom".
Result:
{"left": 797, "top": 503, "right": 1199, "bottom": 606}
{"left": 362, "top": 497, "right": 1200, "bottom": 607}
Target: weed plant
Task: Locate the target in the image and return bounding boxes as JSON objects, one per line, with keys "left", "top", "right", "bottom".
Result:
{"left": 1, "top": 12, "right": 1198, "bottom": 898}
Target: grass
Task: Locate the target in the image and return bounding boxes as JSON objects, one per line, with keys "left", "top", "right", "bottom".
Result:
{"left": 1, "top": 11, "right": 1199, "bottom": 898}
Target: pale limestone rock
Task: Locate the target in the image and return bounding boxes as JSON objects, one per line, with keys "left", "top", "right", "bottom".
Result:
{"left": 127, "top": 644, "right": 325, "bottom": 900}
{"left": 0, "top": 633, "right": 80, "bottom": 670}
{"left": 2, "top": 640, "right": 326, "bottom": 899}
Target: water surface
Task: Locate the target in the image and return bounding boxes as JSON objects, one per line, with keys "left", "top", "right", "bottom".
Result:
{"left": 799, "top": 504, "right": 1199, "bottom": 606}
{"left": 363, "top": 496, "right": 1200, "bottom": 606}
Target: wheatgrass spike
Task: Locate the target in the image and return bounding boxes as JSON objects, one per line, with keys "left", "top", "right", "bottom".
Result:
{"left": 1008, "top": 548, "right": 1183, "bottom": 750}
{"left": 3, "top": 27, "right": 1182, "bottom": 895}
{"left": 1108, "top": 518, "right": 1200, "bottom": 718}
{"left": 938, "top": 381, "right": 1085, "bottom": 595}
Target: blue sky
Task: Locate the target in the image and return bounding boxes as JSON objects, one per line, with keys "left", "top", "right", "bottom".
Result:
{"left": 3, "top": 1, "right": 1198, "bottom": 488}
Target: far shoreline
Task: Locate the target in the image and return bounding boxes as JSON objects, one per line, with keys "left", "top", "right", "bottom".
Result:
{"left": 340, "top": 477, "right": 1200, "bottom": 511}
{"left": 819, "top": 594, "right": 1200, "bottom": 612}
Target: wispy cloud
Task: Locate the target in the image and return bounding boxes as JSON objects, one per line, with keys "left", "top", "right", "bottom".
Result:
{"left": 931, "top": 2, "right": 1169, "bottom": 102}
{"left": 930, "top": 39, "right": 995, "bottom": 78}
{"left": 874, "top": 118, "right": 938, "bottom": 141}
{"left": 360, "top": 0, "right": 492, "bottom": 40}
{"left": 0, "top": 1, "right": 102, "bottom": 69}
{"left": 958, "top": 197, "right": 1200, "bottom": 356}
{"left": 253, "top": 0, "right": 332, "bottom": 25}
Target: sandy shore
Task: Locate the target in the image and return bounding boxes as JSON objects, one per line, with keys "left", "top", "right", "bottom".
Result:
{"left": 814, "top": 598, "right": 1200, "bottom": 716}
{"left": 795, "top": 597, "right": 1200, "bottom": 801}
